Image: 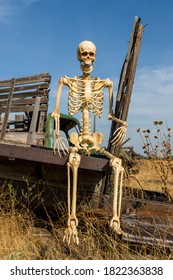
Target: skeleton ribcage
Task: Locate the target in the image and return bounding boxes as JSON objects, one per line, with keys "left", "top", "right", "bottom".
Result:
{"left": 67, "top": 79, "right": 104, "bottom": 117}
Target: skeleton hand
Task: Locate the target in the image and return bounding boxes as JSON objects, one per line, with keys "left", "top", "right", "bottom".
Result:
{"left": 54, "top": 135, "right": 69, "bottom": 157}
{"left": 108, "top": 114, "right": 127, "bottom": 146}
{"left": 111, "top": 125, "right": 127, "bottom": 146}
{"left": 51, "top": 111, "right": 69, "bottom": 157}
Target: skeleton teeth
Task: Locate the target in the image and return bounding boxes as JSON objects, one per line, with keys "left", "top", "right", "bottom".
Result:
{"left": 81, "top": 62, "right": 92, "bottom": 67}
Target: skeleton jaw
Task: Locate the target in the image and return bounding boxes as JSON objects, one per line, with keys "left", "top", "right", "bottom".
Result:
{"left": 80, "top": 61, "right": 94, "bottom": 74}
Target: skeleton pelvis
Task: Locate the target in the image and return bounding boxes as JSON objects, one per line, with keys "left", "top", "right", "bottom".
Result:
{"left": 70, "top": 131, "right": 104, "bottom": 152}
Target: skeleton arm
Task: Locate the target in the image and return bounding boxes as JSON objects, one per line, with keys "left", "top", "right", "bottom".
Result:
{"left": 106, "top": 79, "right": 128, "bottom": 145}
{"left": 105, "top": 79, "right": 126, "bottom": 126}
{"left": 51, "top": 77, "right": 69, "bottom": 156}
{"left": 51, "top": 77, "right": 64, "bottom": 136}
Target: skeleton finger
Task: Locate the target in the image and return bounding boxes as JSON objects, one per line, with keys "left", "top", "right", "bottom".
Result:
{"left": 60, "top": 138, "right": 69, "bottom": 154}
{"left": 112, "top": 132, "right": 125, "bottom": 145}
{"left": 54, "top": 140, "right": 62, "bottom": 157}
{"left": 111, "top": 132, "right": 125, "bottom": 146}
{"left": 112, "top": 126, "right": 127, "bottom": 136}
{"left": 58, "top": 140, "right": 65, "bottom": 156}
{"left": 58, "top": 138, "right": 68, "bottom": 156}
{"left": 111, "top": 127, "right": 126, "bottom": 146}
{"left": 63, "top": 229, "right": 71, "bottom": 245}
{"left": 54, "top": 137, "right": 69, "bottom": 157}
{"left": 63, "top": 223, "right": 79, "bottom": 245}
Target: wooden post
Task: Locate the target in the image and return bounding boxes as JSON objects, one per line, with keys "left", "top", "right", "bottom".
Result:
{"left": 0, "top": 78, "right": 16, "bottom": 140}
{"left": 108, "top": 17, "right": 144, "bottom": 157}
{"left": 27, "top": 97, "right": 41, "bottom": 145}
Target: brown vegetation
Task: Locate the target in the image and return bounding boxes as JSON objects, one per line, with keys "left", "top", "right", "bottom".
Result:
{"left": 126, "top": 159, "right": 173, "bottom": 196}
{"left": 0, "top": 121, "right": 173, "bottom": 260}
{"left": 0, "top": 185, "right": 173, "bottom": 260}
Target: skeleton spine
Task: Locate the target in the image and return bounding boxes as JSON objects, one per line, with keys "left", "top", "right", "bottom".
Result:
{"left": 80, "top": 108, "right": 91, "bottom": 135}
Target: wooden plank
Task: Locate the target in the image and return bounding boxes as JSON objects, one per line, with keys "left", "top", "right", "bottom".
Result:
{"left": 0, "top": 90, "right": 48, "bottom": 100}
{"left": 0, "top": 78, "right": 16, "bottom": 140}
{"left": 0, "top": 73, "right": 51, "bottom": 87}
{"left": 0, "top": 73, "right": 50, "bottom": 138}
{"left": 0, "top": 82, "right": 50, "bottom": 94}
{"left": 116, "top": 17, "right": 140, "bottom": 103}
{"left": 0, "top": 104, "right": 48, "bottom": 113}
{"left": 108, "top": 17, "right": 144, "bottom": 155}
{"left": 0, "top": 96, "right": 48, "bottom": 106}
{"left": 3, "top": 131, "right": 44, "bottom": 143}
{"left": 27, "top": 97, "right": 41, "bottom": 145}
{"left": 38, "top": 111, "right": 46, "bottom": 133}
{"left": 0, "top": 142, "right": 111, "bottom": 174}
{"left": 15, "top": 114, "right": 24, "bottom": 131}
{"left": 120, "top": 23, "right": 143, "bottom": 122}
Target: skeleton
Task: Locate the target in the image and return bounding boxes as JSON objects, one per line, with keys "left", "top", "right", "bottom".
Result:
{"left": 51, "top": 41, "right": 127, "bottom": 244}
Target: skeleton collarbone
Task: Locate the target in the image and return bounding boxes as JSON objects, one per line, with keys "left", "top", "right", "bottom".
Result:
{"left": 64, "top": 75, "right": 110, "bottom": 152}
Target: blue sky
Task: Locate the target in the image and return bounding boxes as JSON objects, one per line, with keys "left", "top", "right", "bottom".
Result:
{"left": 1, "top": 0, "right": 173, "bottom": 154}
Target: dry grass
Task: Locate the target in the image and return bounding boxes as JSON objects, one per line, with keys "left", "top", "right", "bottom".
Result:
{"left": 0, "top": 187, "right": 173, "bottom": 260}
{"left": 136, "top": 122, "right": 173, "bottom": 198}
{"left": 126, "top": 159, "right": 173, "bottom": 194}
{"left": 1, "top": 119, "right": 173, "bottom": 260}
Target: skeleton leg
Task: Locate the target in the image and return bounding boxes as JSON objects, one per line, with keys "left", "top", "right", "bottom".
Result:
{"left": 100, "top": 148, "right": 124, "bottom": 234}
{"left": 63, "top": 148, "right": 81, "bottom": 245}
{"left": 109, "top": 157, "right": 124, "bottom": 234}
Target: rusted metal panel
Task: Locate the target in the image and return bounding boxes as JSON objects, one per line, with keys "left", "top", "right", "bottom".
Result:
{"left": 121, "top": 196, "right": 173, "bottom": 247}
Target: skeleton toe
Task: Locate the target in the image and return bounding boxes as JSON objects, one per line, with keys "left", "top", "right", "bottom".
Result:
{"left": 63, "top": 220, "right": 79, "bottom": 245}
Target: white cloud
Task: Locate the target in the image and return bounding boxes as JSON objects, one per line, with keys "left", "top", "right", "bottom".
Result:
{"left": 0, "top": 0, "right": 40, "bottom": 24}
{"left": 127, "top": 65, "right": 173, "bottom": 153}
{"left": 21, "top": 0, "right": 41, "bottom": 5}
{"left": 0, "top": 1, "right": 17, "bottom": 23}
{"left": 130, "top": 66, "right": 173, "bottom": 119}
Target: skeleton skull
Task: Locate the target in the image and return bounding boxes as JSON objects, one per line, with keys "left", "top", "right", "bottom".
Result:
{"left": 77, "top": 40, "right": 96, "bottom": 74}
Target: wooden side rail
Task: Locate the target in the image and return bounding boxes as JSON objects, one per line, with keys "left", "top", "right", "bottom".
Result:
{"left": 0, "top": 73, "right": 51, "bottom": 145}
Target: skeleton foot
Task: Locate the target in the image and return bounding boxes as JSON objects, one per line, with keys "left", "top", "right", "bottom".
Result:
{"left": 109, "top": 217, "right": 129, "bottom": 237}
{"left": 109, "top": 217, "right": 123, "bottom": 235}
{"left": 63, "top": 219, "right": 79, "bottom": 245}
{"left": 54, "top": 137, "right": 69, "bottom": 157}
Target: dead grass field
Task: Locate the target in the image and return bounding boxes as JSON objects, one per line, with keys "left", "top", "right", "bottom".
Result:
{"left": 0, "top": 207, "right": 172, "bottom": 260}
{"left": 0, "top": 159, "right": 173, "bottom": 260}
{"left": 125, "top": 159, "right": 173, "bottom": 196}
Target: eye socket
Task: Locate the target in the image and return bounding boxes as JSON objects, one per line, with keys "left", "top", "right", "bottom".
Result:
{"left": 89, "top": 52, "right": 94, "bottom": 56}
{"left": 81, "top": 51, "right": 88, "bottom": 56}
{"left": 81, "top": 51, "right": 95, "bottom": 57}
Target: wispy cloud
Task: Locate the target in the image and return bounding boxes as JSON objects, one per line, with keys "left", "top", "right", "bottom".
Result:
{"left": 21, "top": 0, "right": 41, "bottom": 5}
{"left": 0, "top": 0, "right": 40, "bottom": 24}
{"left": 0, "top": 0, "right": 17, "bottom": 23}
{"left": 127, "top": 65, "right": 173, "bottom": 152}
{"left": 130, "top": 66, "right": 173, "bottom": 119}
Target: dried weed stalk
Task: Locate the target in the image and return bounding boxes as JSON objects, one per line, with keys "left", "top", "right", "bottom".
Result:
{"left": 137, "top": 121, "right": 172, "bottom": 199}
